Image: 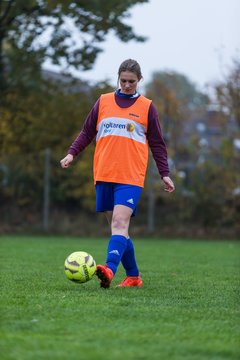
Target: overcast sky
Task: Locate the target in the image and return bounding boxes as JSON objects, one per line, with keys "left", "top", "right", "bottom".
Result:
{"left": 44, "top": 0, "right": 240, "bottom": 92}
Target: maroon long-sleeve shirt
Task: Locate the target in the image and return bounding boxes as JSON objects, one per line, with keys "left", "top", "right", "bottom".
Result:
{"left": 68, "top": 92, "right": 169, "bottom": 178}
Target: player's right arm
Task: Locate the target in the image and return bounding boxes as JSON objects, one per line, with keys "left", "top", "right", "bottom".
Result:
{"left": 60, "top": 154, "right": 74, "bottom": 168}
{"left": 60, "top": 99, "right": 100, "bottom": 169}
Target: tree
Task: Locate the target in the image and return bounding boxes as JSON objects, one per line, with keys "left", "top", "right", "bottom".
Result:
{"left": 0, "top": 0, "right": 148, "bottom": 89}
{"left": 146, "top": 72, "right": 181, "bottom": 153}
{"left": 0, "top": 77, "right": 114, "bottom": 210}
{"left": 214, "top": 58, "right": 240, "bottom": 126}
{"left": 146, "top": 71, "right": 209, "bottom": 154}
{"left": 147, "top": 71, "right": 208, "bottom": 111}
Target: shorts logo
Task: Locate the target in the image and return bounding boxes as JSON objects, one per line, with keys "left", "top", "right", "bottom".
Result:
{"left": 127, "top": 198, "right": 134, "bottom": 204}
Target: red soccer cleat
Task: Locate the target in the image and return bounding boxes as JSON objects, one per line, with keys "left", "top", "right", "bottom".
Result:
{"left": 116, "top": 276, "right": 143, "bottom": 288}
{"left": 96, "top": 265, "right": 114, "bottom": 288}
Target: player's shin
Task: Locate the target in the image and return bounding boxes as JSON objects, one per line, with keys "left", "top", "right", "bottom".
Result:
{"left": 121, "top": 237, "right": 139, "bottom": 276}
{"left": 106, "top": 235, "right": 127, "bottom": 274}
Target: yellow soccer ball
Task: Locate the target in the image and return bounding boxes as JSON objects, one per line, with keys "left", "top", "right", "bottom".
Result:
{"left": 64, "top": 251, "right": 96, "bottom": 283}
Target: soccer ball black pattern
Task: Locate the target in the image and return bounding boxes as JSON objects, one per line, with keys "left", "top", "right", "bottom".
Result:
{"left": 64, "top": 251, "right": 96, "bottom": 283}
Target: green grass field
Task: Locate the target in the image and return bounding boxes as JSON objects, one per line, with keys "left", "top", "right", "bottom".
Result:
{"left": 0, "top": 236, "right": 239, "bottom": 360}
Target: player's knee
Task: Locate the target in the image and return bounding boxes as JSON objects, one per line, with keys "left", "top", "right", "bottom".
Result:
{"left": 111, "top": 214, "right": 128, "bottom": 232}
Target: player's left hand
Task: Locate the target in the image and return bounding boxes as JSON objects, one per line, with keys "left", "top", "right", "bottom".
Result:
{"left": 162, "top": 176, "right": 175, "bottom": 193}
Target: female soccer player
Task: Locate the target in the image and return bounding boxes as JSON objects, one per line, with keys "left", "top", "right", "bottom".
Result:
{"left": 60, "top": 59, "right": 175, "bottom": 288}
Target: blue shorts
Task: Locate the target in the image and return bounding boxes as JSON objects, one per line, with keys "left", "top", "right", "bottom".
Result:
{"left": 95, "top": 182, "right": 142, "bottom": 216}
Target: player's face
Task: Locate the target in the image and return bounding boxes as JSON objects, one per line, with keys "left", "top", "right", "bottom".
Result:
{"left": 119, "top": 71, "right": 139, "bottom": 94}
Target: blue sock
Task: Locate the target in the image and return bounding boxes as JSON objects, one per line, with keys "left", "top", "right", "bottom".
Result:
{"left": 106, "top": 235, "right": 127, "bottom": 274}
{"left": 121, "top": 238, "right": 139, "bottom": 276}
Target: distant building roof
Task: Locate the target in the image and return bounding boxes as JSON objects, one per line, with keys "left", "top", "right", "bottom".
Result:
{"left": 41, "top": 69, "right": 91, "bottom": 94}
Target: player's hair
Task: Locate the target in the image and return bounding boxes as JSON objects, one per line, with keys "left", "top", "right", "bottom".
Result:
{"left": 118, "top": 59, "right": 143, "bottom": 80}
